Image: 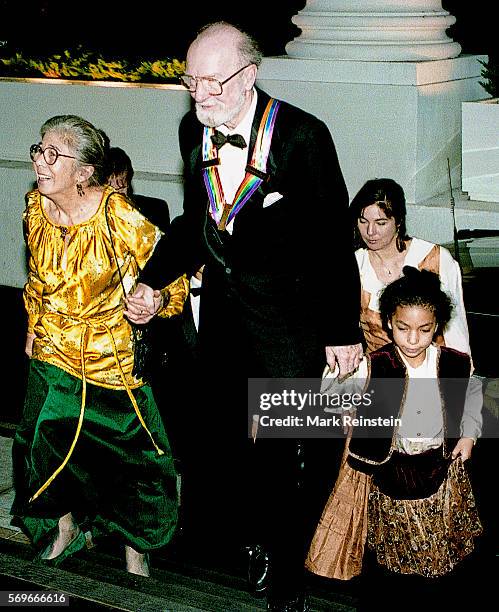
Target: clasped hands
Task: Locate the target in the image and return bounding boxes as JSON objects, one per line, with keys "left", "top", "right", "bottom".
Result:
{"left": 124, "top": 283, "right": 162, "bottom": 324}
{"left": 126, "top": 283, "right": 364, "bottom": 386}
{"left": 125, "top": 286, "right": 366, "bottom": 376}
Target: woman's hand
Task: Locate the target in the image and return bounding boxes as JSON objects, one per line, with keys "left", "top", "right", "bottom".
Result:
{"left": 451, "top": 437, "right": 475, "bottom": 461}
{"left": 25, "top": 332, "right": 35, "bottom": 357}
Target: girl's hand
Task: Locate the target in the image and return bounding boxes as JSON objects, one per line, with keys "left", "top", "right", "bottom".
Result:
{"left": 451, "top": 437, "right": 475, "bottom": 461}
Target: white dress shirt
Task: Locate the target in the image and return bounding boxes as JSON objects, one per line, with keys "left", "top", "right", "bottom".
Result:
{"left": 189, "top": 275, "right": 202, "bottom": 332}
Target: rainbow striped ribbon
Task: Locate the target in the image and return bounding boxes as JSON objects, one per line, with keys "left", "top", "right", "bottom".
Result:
{"left": 202, "top": 98, "right": 281, "bottom": 230}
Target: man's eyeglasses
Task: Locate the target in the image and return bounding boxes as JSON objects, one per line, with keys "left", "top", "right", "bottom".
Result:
{"left": 179, "top": 64, "right": 252, "bottom": 96}
{"left": 30, "top": 143, "right": 76, "bottom": 166}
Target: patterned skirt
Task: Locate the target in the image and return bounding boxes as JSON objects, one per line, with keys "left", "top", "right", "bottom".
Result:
{"left": 368, "top": 458, "right": 482, "bottom": 577}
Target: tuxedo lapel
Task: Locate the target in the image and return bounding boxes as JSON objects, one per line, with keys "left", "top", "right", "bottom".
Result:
{"left": 247, "top": 88, "right": 279, "bottom": 196}
{"left": 248, "top": 88, "right": 272, "bottom": 153}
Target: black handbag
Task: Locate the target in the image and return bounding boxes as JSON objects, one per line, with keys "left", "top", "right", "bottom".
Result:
{"left": 129, "top": 323, "right": 155, "bottom": 382}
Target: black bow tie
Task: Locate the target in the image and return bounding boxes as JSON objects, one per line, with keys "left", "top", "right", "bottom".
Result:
{"left": 190, "top": 287, "right": 202, "bottom": 297}
{"left": 211, "top": 130, "right": 247, "bottom": 150}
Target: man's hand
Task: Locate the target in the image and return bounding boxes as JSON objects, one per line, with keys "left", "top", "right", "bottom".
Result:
{"left": 325, "top": 344, "right": 363, "bottom": 380}
{"left": 451, "top": 437, "right": 475, "bottom": 462}
{"left": 124, "top": 282, "right": 163, "bottom": 324}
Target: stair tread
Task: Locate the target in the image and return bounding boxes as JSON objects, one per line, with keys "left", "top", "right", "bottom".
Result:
{"left": 0, "top": 551, "right": 203, "bottom": 612}
{"left": 0, "top": 535, "right": 358, "bottom": 611}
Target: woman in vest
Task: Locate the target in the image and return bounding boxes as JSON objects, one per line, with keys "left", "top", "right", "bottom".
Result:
{"left": 350, "top": 178, "right": 470, "bottom": 355}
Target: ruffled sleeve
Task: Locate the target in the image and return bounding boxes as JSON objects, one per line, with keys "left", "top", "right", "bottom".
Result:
{"left": 104, "top": 191, "right": 163, "bottom": 272}
{"left": 158, "top": 275, "right": 189, "bottom": 319}
{"left": 438, "top": 246, "right": 471, "bottom": 354}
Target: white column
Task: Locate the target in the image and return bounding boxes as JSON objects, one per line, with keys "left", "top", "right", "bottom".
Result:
{"left": 286, "top": 0, "right": 461, "bottom": 61}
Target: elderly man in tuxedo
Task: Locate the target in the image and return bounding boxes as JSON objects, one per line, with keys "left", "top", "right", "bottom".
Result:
{"left": 126, "top": 21, "right": 362, "bottom": 612}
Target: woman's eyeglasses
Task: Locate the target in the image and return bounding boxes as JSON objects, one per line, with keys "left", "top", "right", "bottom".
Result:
{"left": 30, "top": 143, "right": 76, "bottom": 165}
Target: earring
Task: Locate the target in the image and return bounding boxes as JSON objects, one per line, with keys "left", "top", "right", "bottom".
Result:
{"left": 76, "top": 183, "right": 85, "bottom": 197}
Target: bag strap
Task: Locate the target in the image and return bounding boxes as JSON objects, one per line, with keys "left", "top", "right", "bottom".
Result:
{"left": 104, "top": 192, "right": 127, "bottom": 300}
{"left": 104, "top": 193, "right": 142, "bottom": 348}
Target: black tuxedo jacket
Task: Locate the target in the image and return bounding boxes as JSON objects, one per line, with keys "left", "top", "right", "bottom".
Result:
{"left": 141, "top": 88, "right": 361, "bottom": 377}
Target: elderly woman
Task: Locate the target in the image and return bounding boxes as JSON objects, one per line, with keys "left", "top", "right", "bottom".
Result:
{"left": 350, "top": 178, "right": 470, "bottom": 354}
{"left": 11, "top": 115, "right": 187, "bottom": 576}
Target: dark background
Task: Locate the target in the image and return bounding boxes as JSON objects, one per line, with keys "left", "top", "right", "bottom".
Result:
{"left": 0, "top": 1, "right": 495, "bottom": 61}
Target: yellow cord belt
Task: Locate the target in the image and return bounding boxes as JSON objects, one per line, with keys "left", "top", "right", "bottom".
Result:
{"left": 29, "top": 317, "right": 163, "bottom": 503}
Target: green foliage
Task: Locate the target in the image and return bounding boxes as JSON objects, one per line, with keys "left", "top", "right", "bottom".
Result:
{"left": 0, "top": 49, "right": 185, "bottom": 84}
{"left": 478, "top": 58, "right": 499, "bottom": 99}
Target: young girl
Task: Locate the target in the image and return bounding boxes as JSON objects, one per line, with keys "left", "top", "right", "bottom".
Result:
{"left": 306, "top": 266, "right": 482, "bottom": 580}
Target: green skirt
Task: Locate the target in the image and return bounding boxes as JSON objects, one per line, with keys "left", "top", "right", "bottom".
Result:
{"left": 11, "top": 359, "right": 178, "bottom": 553}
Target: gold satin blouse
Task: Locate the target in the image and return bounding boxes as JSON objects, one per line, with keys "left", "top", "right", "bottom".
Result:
{"left": 24, "top": 186, "right": 187, "bottom": 389}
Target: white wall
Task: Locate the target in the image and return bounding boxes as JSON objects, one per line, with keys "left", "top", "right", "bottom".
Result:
{"left": 462, "top": 99, "right": 499, "bottom": 203}
{"left": 257, "top": 55, "right": 488, "bottom": 202}
{"left": 1, "top": 55, "right": 496, "bottom": 288}
{"left": 0, "top": 79, "right": 190, "bottom": 287}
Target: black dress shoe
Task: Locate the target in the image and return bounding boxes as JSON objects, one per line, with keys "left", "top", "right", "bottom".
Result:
{"left": 266, "top": 592, "right": 310, "bottom": 612}
{"left": 245, "top": 544, "right": 271, "bottom": 595}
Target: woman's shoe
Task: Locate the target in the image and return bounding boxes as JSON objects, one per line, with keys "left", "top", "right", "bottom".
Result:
{"left": 37, "top": 528, "right": 86, "bottom": 567}
{"left": 125, "top": 546, "right": 150, "bottom": 577}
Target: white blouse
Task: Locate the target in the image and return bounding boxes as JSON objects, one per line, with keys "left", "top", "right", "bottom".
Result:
{"left": 355, "top": 237, "right": 470, "bottom": 354}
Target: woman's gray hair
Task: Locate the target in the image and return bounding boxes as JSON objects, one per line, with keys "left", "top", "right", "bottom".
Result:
{"left": 40, "top": 115, "right": 110, "bottom": 186}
